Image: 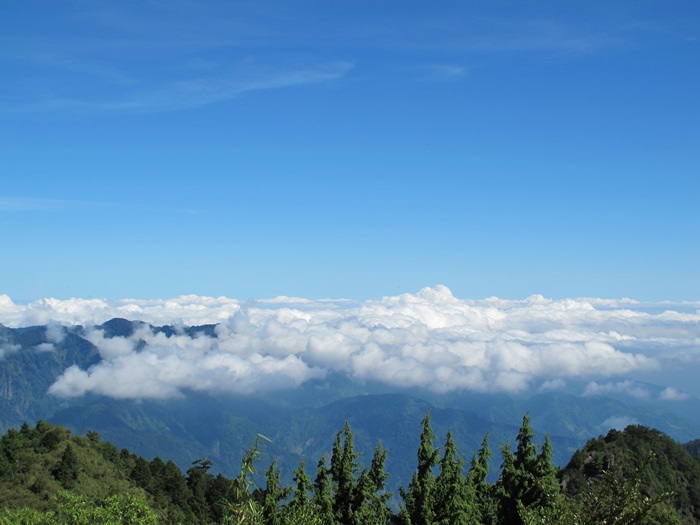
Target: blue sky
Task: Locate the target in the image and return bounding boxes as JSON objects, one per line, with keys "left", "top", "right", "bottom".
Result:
{"left": 1, "top": 0, "right": 698, "bottom": 302}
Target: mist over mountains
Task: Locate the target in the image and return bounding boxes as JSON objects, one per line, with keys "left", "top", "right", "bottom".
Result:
{"left": 1, "top": 286, "right": 699, "bottom": 487}
{"left": 2, "top": 286, "right": 698, "bottom": 398}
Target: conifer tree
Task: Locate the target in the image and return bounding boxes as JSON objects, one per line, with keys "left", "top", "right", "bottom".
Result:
{"left": 284, "top": 459, "right": 326, "bottom": 525}
{"left": 130, "top": 456, "right": 153, "bottom": 489}
{"left": 1, "top": 427, "right": 32, "bottom": 477}
{"left": 149, "top": 457, "right": 190, "bottom": 510}
{"left": 496, "top": 440, "right": 521, "bottom": 525}
{"left": 353, "top": 441, "right": 392, "bottom": 525}
{"left": 434, "top": 430, "right": 475, "bottom": 525}
{"left": 53, "top": 443, "right": 80, "bottom": 489}
{"left": 290, "top": 458, "right": 311, "bottom": 508}
{"left": 19, "top": 422, "right": 31, "bottom": 439}
{"left": 314, "top": 454, "right": 335, "bottom": 524}
{"left": 400, "top": 412, "right": 440, "bottom": 525}
{"left": 533, "top": 435, "right": 561, "bottom": 509}
{"left": 467, "top": 434, "right": 497, "bottom": 525}
{"left": 496, "top": 413, "right": 559, "bottom": 525}
{"left": 208, "top": 473, "right": 234, "bottom": 524}
{"left": 186, "top": 458, "right": 214, "bottom": 522}
{"left": 38, "top": 428, "right": 62, "bottom": 452}
{"left": 330, "top": 421, "right": 360, "bottom": 524}
{"left": 262, "top": 460, "right": 287, "bottom": 525}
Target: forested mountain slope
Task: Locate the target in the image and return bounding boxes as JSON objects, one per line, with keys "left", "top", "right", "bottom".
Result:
{"left": 2, "top": 318, "right": 700, "bottom": 501}
{"left": 559, "top": 425, "right": 700, "bottom": 524}
{"left": 2, "top": 418, "right": 698, "bottom": 524}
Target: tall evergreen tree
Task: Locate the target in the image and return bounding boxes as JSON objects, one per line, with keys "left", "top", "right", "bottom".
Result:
{"left": 496, "top": 413, "right": 559, "bottom": 525}
{"left": 52, "top": 443, "right": 80, "bottom": 489}
{"left": 314, "top": 454, "right": 335, "bottom": 525}
{"left": 284, "top": 459, "right": 325, "bottom": 525}
{"left": 400, "top": 412, "right": 440, "bottom": 525}
{"left": 353, "top": 441, "right": 392, "bottom": 525}
{"left": 330, "top": 421, "right": 360, "bottom": 524}
{"left": 148, "top": 456, "right": 187, "bottom": 509}
{"left": 533, "top": 435, "right": 561, "bottom": 509}
{"left": 497, "top": 440, "right": 521, "bottom": 525}
{"left": 467, "top": 434, "right": 497, "bottom": 525}
{"left": 434, "top": 430, "right": 475, "bottom": 525}
{"left": 208, "top": 473, "right": 234, "bottom": 524}
{"left": 186, "top": 458, "right": 214, "bottom": 522}
{"left": 290, "top": 458, "right": 311, "bottom": 508}
{"left": 2, "top": 427, "right": 33, "bottom": 478}
{"left": 261, "top": 460, "right": 287, "bottom": 525}
{"left": 130, "top": 456, "right": 153, "bottom": 489}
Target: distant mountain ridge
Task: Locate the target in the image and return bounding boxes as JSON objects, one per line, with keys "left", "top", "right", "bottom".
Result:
{"left": 2, "top": 318, "right": 700, "bottom": 491}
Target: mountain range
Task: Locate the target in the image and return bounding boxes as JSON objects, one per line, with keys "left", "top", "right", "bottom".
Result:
{"left": 2, "top": 318, "right": 700, "bottom": 491}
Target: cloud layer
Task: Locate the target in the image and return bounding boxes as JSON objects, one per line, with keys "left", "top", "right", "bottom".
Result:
{"left": 1, "top": 286, "right": 698, "bottom": 400}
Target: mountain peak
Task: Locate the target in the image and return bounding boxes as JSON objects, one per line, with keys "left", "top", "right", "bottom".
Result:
{"left": 97, "top": 318, "right": 139, "bottom": 338}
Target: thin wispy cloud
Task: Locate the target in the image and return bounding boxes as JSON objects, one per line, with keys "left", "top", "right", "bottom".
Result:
{"left": 0, "top": 197, "right": 89, "bottom": 213}
{"left": 0, "top": 3, "right": 354, "bottom": 114}
{"left": 5, "top": 61, "right": 354, "bottom": 114}
{"left": 452, "top": 15, "right": 629, "bottom": 56}
{"left": 359, "top": 12, "right": 632, "bottom": 57}
{"left": 18, "top": 52, "right": 137, "bottom": 85}
{"left": 0, "top": 197, "right": 205, "bottom": 216}
{"left": 412, "top": 64, "right": 468, "bottom": 82}
{"left": 1, "top": 0, "right": 678, "bottom": 117}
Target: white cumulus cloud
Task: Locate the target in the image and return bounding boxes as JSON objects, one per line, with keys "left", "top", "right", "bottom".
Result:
{"left": 1, "top": 286, "right": 698, "bottom": 399}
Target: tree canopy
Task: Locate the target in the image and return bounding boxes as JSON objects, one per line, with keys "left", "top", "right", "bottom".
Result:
{"left": 0, "top": 418, "right": 697, "bottom": 524}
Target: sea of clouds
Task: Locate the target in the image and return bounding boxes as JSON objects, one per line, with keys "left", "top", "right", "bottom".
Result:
{"left": 0, "top": 286, "right": 698, "bottom": 400}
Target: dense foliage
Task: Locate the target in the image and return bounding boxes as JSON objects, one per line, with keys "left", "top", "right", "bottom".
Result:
{"left": 559, "top": 425, "right": 700, "bottom": 524}
{"left": 0, "top": 417, "right": 698, "bottom": 524}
